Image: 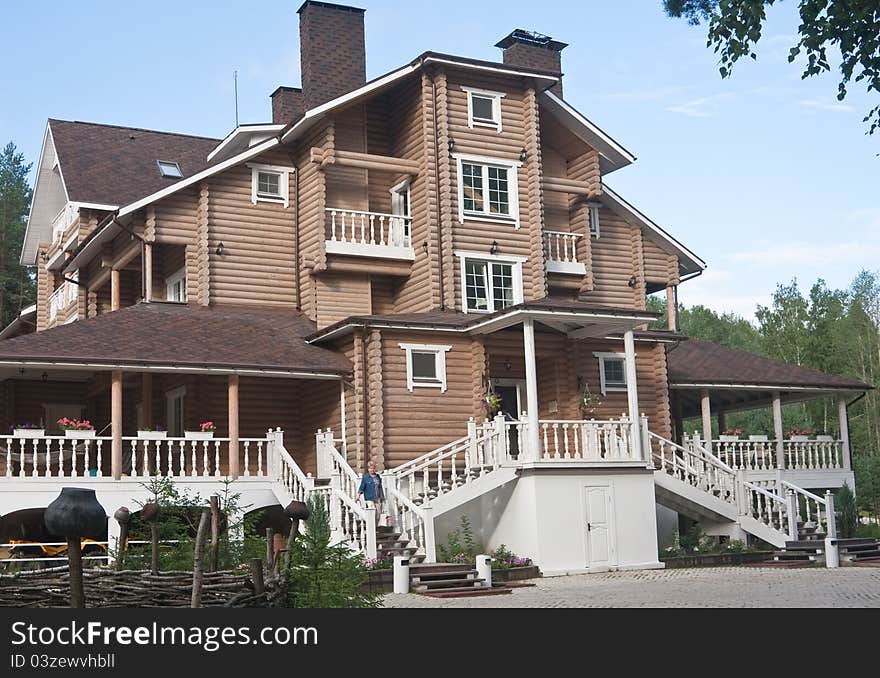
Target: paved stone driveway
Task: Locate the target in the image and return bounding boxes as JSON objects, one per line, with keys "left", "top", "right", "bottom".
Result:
{"left": 383, "top": 566, "right": 880, "bottom": 607}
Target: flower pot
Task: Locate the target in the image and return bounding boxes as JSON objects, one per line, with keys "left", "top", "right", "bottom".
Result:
{"left": 816, "top": 435, "right": 834, "bottom": 442}
{"left": 790, "top": 435, "right": 809, "bottom": 442}
{"left": 64, "top": 430, "right": 96, "bottom": 439}
{"left": 184, "top": 431, "right": 214, "bottom": 440}
{"left": 719, "top": 435, "right": 740, "bottom": 442}
{"left": 137, "top": 431, "right": 167, "bottom": 440}
{"left": 748, "top": 435, "right": 769, "bottom": 442}
{"left": 87, "top": 469, "right": 98, "bottom": 477}
{"left": 14, "top": 429, "right": 44, "bottom": 438}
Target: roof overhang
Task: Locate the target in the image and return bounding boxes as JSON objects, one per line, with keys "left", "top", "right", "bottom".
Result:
{"left": 0, "top": 305, "right": 37, "bottom": 341}
{"left": 670, "top": 382, "right": 868, "bottom": 394}
{"left": 0, "top": 359, "right": 344, "bottom": 380}
{"left": 600, "top": 184, "right": 706, "bottom": 277}
{"left": 207, "top": 124, "right": 286, "bottom": 164}
{"left": 540, "top": 90, "right": 636, "bottom": 175}
{"left": 21, "top": 124, "right": 67, "bottom": 266}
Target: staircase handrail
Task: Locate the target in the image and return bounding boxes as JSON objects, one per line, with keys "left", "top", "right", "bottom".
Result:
{"left": 780, "top": 480, "right": 836, "bottom": 539}
{"left": 317, "top": 430, "right": 360, "bottom": 500}
{"left": 743, "top": 479, "right": 785, "bottom": 504}
{"left": 390, "top": 434, "right": 471, "bottom": 477}
{"left": 391, "top": 430, "right": 499, "bottom": 480}
{"left": 648, "top": 431, "right": 738, "bottom": 477}
{"left": 384, "top": 477, "right": 436, "bottom": 562}
{"left": 780, "top": 480, "right": 826, "bottom": 506}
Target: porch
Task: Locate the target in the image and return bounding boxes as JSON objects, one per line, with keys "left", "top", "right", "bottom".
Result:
{"left": 666, "top": 337, "right": 871, "bottom": 489}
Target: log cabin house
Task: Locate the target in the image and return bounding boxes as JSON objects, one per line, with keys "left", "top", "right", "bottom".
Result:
{"left": 0, "top": 1, "right": 871, "bottom": 574}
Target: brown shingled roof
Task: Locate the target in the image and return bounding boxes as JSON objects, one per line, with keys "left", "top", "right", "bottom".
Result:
{"left": 0, "top": 303, "right": 351, "bottom": 376}
{"left": 50, "top": 119, "right": 220, "bottom": 206}
{"left": 667, "top": 337, "right": 871, "bottom": 391}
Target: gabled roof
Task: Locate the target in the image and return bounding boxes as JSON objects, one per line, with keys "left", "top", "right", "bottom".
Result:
{"left": 0, "top": 303, "right": 351, "bottom": 378}
{"left": 49, "top": 119, "right": 220, "bottom": 206}
{"left": 667, "top": 337, "right": 871, "bottom": 392}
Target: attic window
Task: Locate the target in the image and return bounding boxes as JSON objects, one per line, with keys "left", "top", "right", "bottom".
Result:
{"left": 157, "top": 161, "right": 183, "bottom": 178}
{"left": 462, "top": 87, "right": 505, "bottom": 132}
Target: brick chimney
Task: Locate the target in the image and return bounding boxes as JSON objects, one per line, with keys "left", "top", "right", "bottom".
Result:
{"left": 271, "top": 86, "right": 304, "bottom": 124}
{"left": 298, "top": 1, "right": 366, "bottom": 111}
{"left": 495, "top": 29, "right": 567, "bottom": 98}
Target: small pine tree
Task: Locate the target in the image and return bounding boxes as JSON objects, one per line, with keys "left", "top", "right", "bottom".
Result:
{"left": 285, "top": 494, "right": 382, "bottom": 608}
{"left": 835, "top": 482, "right": 858, "bottom": 539}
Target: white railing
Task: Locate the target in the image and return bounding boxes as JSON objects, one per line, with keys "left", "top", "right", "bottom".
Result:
{"left": 48, "top": 283, "right": 75, "bottom": 322}
{"left": 687, "top": 434, "right": 846, "bottom": 471}
{"left": 741, "top": 480, "right": 791, "bottom": 536}
{"left": 781, "top": 481, "right": 836, "bottom": 540}
{"left": 51, "top": 202, "right": 78, "bottom": 244}
{"left": 539, "top": 416, "right": 646, "bottom": 463}
{"left": 325, "top": 208, "right": 413, "bottom": 252}
{"left": 315, "top": 430, "right": 359, "bottom": 501}
{"left": 383, "top": 476, "right": 436, "bottom": 562}
{"left": 274, "top": 442, "right": 313, "bottom": 503}
{"left": 544, "top": 230, "right": 586, "bottom": 274}
{"left": 650, "top": 432, "right": 740, "bottom": 505}
{"left": 0, "top": 432, "right": 272, "bottom": 480}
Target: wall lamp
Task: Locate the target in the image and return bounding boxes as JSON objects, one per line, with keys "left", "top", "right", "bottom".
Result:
{"left": 489, "top": 240, "right": 499, "bottom": 255}
{"left": 504, "top": 357, "right": 512, "bottom": 371}
{"left": 519, "top": 148, "right": 528, "bottom": 163}
{"left": 627, "top": 275, "right": 638, "bottom": 288}
{"left": 448, "top": 138, "right": 456, "bottom": 156}
{"left": 216, "top": 242, "right": 225, "bottom": 256}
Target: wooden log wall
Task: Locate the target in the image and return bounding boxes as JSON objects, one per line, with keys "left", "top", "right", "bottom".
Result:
{"left": 296, "top": 123, "right": 332, "bottom": 319}
{"left": 315, "top": 274, "right": 371, "bottom": 329}
{"left": 1, "top": 380, "right": 88, "bottom": 432}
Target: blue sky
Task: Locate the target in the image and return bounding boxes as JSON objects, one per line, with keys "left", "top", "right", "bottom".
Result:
{"left": 2, "top": 0, "right": 877, "bottom": 319}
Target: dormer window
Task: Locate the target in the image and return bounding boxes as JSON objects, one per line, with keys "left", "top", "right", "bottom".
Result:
{"left": 157, "top": 160, "right": 183, "bottom": 178}
{"left": 463, "top": 87, "right": 505, "bottom": 132}
{"left": 248, "top": 163, "right": 292, "bottom": 207}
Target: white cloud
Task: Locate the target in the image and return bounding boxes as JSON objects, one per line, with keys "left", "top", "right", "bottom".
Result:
{"left": 799, "top": 98, "right": 854, "bottom": 113}
{"left": 665, "top": 92, "right": 735, "bottom": 117}
{"left": 727, "top": 240, "right": 880, "bottom": 267}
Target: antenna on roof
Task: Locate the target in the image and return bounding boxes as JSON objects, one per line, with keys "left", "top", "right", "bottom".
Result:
{"left": 233, "top": 70, "right": 239, "bottom": 127}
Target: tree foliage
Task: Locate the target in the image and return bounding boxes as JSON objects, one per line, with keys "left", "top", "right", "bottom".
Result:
{"left": 285, "top": 494, "right": 381, "bottom": 608}
{"left": 0, "top": 142, "right": 35, "bottom": 328}
{"left": 664, "top": 0, "right": 880, "bottom": 134}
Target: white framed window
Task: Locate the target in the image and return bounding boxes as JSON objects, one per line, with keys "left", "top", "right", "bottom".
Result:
{"left": 462, "top": 86, "right": 505, "bottom": 132}
{"left": 248, "top": 163, "right": 293, "bottom": 207}
{"left": 389, "top": 179, "right": 412, "bottom": 247}
{"left": 166, "top": 267, "right": 186, "bottom": 303}
{"left": 454, "top": 251, "right": 525, "bottom": 313}
{"left": 454, "top": 154, "right": 521, "bottom": 227}
{"left": 594, "top": 352, "right": 628, "bottom": 395}
{"left": 588, "top": 202, "right": 601, "bottom": 238}
{"left": 165, "top": 386, "right": 186, "bottom": 437}
{"left": 400, "top": 343, "right": 451, "bottom": 392}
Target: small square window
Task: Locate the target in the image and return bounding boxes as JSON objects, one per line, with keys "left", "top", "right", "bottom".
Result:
{"left": 401, "top": 344, "right": 451, "bottom": 392}
{"left": 157, "top": 161, "right": 183, "bottom": 178}
{"left": 257, "top": 171, "right": 281, "bottom": 197}
{"left": 471, "top": 95, "right": 496, "bottom": 123}
{"left": 595, "top": 353, "right": 628, "bottom": 395}
{"left": 463, "top": 87, "right": 504, "bottom": 131}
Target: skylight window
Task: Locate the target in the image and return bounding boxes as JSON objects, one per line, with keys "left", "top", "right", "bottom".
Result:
{"left": 157, "top": 160, "right": 183, "bottom": 178}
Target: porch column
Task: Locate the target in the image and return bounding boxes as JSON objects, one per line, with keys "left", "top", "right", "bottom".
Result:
{"left": 666, "top": 285, "right": 677, "bottom": 331}
{"left": 700, "top": 389, "right": 712, "bottom": 452}
{"left": 141, "top": 373, "right": 152, "bottom": 429}
{"left": 623, "top": 329, "right": 643, "bottom": 457}
{"left": 838, "top": 395, "right": 851, "bottom": 470}
{"left": 339, "top": 381, "right": 347, "bottom": 456}
{"left": 111, "top": 269, "right": 120, "bottom": 311}
{"left": 144, "top": 243, "right": 153, "bottom": 302}
{"left": 228, "top": 374, "right": 240, "bottom": 479}
{"left": 772, "top": 391, "right": 784, "bottom": 469}
{"left": 522, "top": 319, "right": 541, "bottom": 460}
{"left": 111, "top": 370, "right": 123, "bottom": 480}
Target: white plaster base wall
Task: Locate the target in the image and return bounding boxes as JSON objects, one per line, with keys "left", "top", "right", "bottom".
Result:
{"left": 656, "top": 504, "right": 679, "bottom": 549}
{"left": 434, "top": 467, "right": 664, "bottom": 576}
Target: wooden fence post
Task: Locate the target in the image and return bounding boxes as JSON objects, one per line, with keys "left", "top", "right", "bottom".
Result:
{"left": 191, "top": 511, "right": 210, "bottom": 608}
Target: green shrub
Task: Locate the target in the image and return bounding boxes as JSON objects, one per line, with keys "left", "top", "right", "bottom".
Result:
{"left": 285, "top": 494, "right": 382, "bottom": 608}
{"left": 489, "top": 544, "right": 532, "bottom": 569}
{"left": 855, "top": 523, "right": 880, "bottom": 539}
{"left": 438, "top": 515, "right": 483, "bottom": 564}
{"left": 835, "top": 483, "right": 858, "bottom": 539}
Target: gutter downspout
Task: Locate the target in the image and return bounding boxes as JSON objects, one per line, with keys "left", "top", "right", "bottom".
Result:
{"left": 430, "top": 71, "right": 446, "bottom": 310}
{"left": 283, "top": 145, "right": 302, "bottom": 311}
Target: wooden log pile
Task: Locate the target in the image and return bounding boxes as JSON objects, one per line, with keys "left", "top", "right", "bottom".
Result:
{"left": 0, "top": 566, "right": 285, "bottom": 608}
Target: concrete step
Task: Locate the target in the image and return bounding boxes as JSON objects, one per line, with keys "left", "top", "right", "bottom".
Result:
{"left": 411, "top": 569, "right": 479, "bottom": 582}
{"left": 409, "top": 563, "right": 475, "bottom": 575}
{"left": 413, "top": 579, "right": 485, "bottom": 593}
{"left": 422, "top": 587, "right": 512, "bottom": 598}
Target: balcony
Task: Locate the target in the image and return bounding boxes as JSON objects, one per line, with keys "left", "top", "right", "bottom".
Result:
{"left": 545, "top": 230, "right": 586, "bottom": 275}
{"left": 48, "top": 281, "right": 78, "bottom": 324}
{"left": 324, "top": 208, "right": 414, "bottom": 261}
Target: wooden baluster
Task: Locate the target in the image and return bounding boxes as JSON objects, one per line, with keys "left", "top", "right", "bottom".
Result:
{"left": 257, "top": 441, "right": 264, "bottom": 477}
{"left": 214, "top": 441, "right": 221, "bottom": 477}
{"left": 542, "top": 423, "right": 550, "bottom": 459}
{"left": 552, "top": 424, "right": 560, "bottom": 459}
{"left": 450, "top": 454, "right": 458, "bottom": 488}
{"left": 242, "top": 441, "right": 250, "bottom": 477}
{"left": 572, "top": 423, "right": 581, "bottom": 459}
{"left": 178, "top": 440, "right": 185, "bottom": 476}
{"left": 359, "top": 213, "right": 366, "bottom": 243}
{"left": 4, "top": 438, "right": 10, "bottom": 477}
{"left": 369, "top": 214, "right": 376, "bottom": 244}
{"left": 562, "top": 423, "right": 570, "bottom": 459}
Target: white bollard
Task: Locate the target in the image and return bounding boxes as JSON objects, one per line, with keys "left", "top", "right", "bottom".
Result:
{"left": 824, "top": 537, "right": 839, "bottom": 568}
{"left": 393, "top": 555, "right": 410, "bottom": 593}
{"left": 476, "top": 554, "right": 492, "bottom": 588}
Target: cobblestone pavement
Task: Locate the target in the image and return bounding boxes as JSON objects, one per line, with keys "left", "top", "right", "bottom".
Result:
{"left": 383, "top": 566, "right": 880, "bottom": 607}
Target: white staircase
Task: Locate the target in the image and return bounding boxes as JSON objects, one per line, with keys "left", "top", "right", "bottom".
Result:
{"left": 648, "top": 432, "right": 836, "bottom": 549}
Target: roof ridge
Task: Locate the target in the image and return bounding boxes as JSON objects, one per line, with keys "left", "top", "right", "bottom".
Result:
{"left": 49, "top": 118, "right": 221, "bottom": 142}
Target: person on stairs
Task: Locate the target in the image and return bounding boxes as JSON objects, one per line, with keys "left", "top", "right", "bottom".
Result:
{"left": 357, "top": 460, "right": 385, "bottom": 526}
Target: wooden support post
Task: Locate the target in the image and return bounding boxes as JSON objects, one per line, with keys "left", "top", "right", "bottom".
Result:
{"left": 624, "top": 329, "right": 643, "bottom": 458}
{"left": 150, "top": 522, "right": 159, "bottom": 576}
{"left": 141, "top": 373, "right": 152, "bottom": 430}
{"left": 700, "top": 389, "right": 712, "bottom": 453}
{"left": 111, "top": 370, "right": 123, "bottom": 480}
{"left": 209, "top": 495, "right": 220, "bottom": 573}
{"left": 110, "top": 269, "right": 120, "bottom": 311}
{"left": 250, "top": 559, "right": 265, "bottom": 596}
{"left": 773, "top": 391, "right": 784, "bottom": 469}
{"left": 838, "top": 396, "right": 851, "bottom": 470}
{"left": 144, "top": 243, "right": 153, "bottom": 302}
{"left": 666, "top": 285, "right": 677, "bottom": 331}
{"left": 67, "top": 537, "right": 85, "bottom": 608}
{"left": 191, "top": 510, "right": 210, "bottom": 608}
{"left": 265, "top": 528, "right": 274, "bottom": 574}
{"left": 228, "top": 374, "right": 240, "bottom": 479}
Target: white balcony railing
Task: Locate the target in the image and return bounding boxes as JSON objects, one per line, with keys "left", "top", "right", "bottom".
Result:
{"left": 684, "top": 434, "right": 846, "bottom": 472}
{"left": 325, "top": 208, "right": 414, "bottom": 260}
{"left": 51, "top": 202, "right": 78, "bottom": 244}
{"left": 545, "top": 230, "right": 586, "bottom": 275}
{"left": 48, "top": 279, "right": 78, "bottom": 323}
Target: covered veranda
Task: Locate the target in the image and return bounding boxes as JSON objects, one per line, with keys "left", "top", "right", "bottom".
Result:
{"left": 666, "top": 337, "right": 872, "bottom": 488}
{"left": 0, "top": 302, "right": 351, "bottom": 480}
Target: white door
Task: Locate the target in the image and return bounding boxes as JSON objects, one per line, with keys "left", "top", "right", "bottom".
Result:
{"left": 584, "top": 485, "right": 615, "bottom": 570}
